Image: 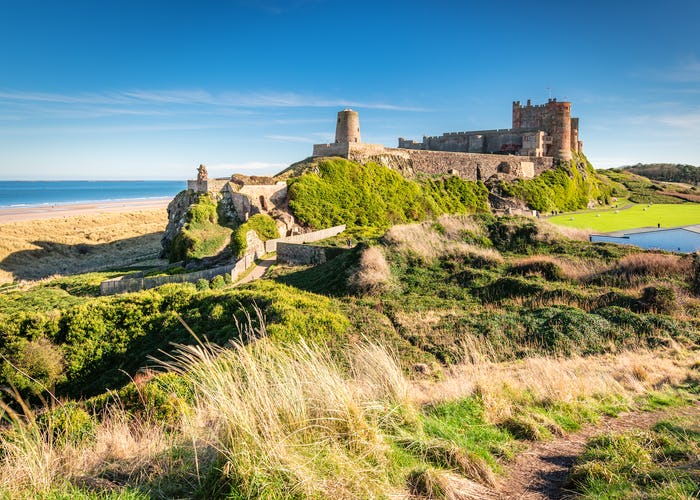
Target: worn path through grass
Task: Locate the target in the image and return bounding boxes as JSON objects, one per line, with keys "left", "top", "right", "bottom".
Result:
{"left": 495, "top": 401, "right": 700, "bottom": 499}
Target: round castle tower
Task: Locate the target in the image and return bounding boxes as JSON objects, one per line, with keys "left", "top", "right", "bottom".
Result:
{"left": 335, "top": 109, "right": 361, "bottom": 144}
{"left": 546, "top": 100, "right": 572, "bottom": 162}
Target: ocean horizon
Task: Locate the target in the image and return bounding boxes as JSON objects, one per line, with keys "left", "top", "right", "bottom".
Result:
{"left": 0, "top": 180, "right": 187, "bottom": 208}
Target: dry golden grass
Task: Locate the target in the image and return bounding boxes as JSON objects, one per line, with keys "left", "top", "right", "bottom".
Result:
{"left": 413, "top": 347, "right": 698, "bottom": 425}
{"left": 347, "top": 246, "right": 393, "bottom": 295}
{"left": 535, "top": 220, "right": 591, "bottom": 241}
{"left": 0, "top": 209, "right": 167, "bottom": 283}
{"left": 383, "top": 220, "right": 503, "bottom": 265}
{"left": 608, "top": 252, "right": 691, "bottom": 279}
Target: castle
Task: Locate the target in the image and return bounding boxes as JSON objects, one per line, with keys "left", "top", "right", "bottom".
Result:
{"left": 313, "top": 99, "right": 582, "bottom": 181}
{"left": 184, "top": 99, "right": 582, "bottom": 226}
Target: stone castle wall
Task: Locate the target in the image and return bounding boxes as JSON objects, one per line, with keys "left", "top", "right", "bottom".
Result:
{"left": 332, "top": 143, "right": 552, "bottom": 180}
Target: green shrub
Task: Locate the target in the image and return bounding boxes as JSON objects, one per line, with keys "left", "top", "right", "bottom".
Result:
{"left": 501, "top": 152, "right": 612, "bottom": 212}
{"left": 287, "top": 158, "right": 488, "bottom": 230}
{"left": 210, "top": 275, "right": 226, "bottom": 289}
{"left": 0, "top": 337, "right": 65, "bottom": 396}
{"left": 230, "top": 214, "right": 279, "bottom": 258}
{"left": 168, "top": 195, "right": 232, "bottom": 262}
{"left": 37, "top": 402, "right": 95, "bottom": 445}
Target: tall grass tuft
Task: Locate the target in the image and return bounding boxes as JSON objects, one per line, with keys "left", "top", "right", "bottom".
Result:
{"left": 159, "top": 319, "right": 414, "bottom": 497}
{"left": 588, "top": 252, "right": 692, "bottom": 286}
{"left": 347, "top": 246, "right": 394, "bottom": 295}
{"left": 383, "top": 219, "right": 503, "bottom": 265}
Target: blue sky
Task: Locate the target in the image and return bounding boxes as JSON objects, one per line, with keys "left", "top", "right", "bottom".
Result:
{"left": 1, "top": 0, "right": 699, "bottom": 180}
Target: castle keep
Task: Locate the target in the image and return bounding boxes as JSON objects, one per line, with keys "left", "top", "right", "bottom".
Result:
{"left": 313, "top": 100, "right": 582, "bottom": 181}
{"left": 400, "top": 99, "right": 581, "bottom": 161}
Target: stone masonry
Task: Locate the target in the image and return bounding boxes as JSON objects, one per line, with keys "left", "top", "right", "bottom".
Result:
{"left": 313, "top": 100, "right": 582, "bottom": 181}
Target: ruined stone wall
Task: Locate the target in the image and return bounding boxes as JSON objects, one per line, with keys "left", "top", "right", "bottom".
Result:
{"left": 277, "top": 243, "right": 328, "bottom": 265}
{"left": 186, "top": 178, "right": 230, "bottom": 193}
{"left": 228, "top": 182, "right": 288, "bottom": 222}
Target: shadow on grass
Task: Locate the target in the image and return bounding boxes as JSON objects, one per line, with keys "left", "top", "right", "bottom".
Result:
{"left": 0, "top": 233, "right": 164, "bottom": 281}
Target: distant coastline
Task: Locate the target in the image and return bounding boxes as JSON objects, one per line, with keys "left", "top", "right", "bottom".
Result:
{"left": 0, "top": 198, "right": 170, "bottom": 223}
{"left": 0, "top": 180, "right": 185, "bottom": 208}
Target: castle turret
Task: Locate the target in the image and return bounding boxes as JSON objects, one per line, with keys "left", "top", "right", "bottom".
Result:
{"left": 546, "top": 100, "right": 572, "bottom": 162}
{"left": 570, "top": 117, "right": 580, "bottom": 154}
{"left": 335, "top": 109, "right": 361, "bottom": 144}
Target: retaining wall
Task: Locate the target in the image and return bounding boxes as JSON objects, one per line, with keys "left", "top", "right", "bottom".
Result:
{"left": 100, "top": 224, "right": 346, "bottom": 295}
{"left": 264, "top": 224, "right": 346, "bottom": 253}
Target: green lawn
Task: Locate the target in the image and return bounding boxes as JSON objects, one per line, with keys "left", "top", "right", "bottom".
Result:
{"left": 548, "top": 203, "right": 700, "bottom": 232}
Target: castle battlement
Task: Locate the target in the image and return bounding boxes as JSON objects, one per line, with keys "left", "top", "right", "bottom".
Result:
{"left": 312, "top": 100, "right": 583, "bottom": 182}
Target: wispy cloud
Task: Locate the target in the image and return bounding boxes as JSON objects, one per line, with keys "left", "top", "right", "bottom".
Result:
{"left": 634, "top": 56, "right": 700, "bottom": 83}
{"left": 0, "top": 122, "right": 232, "bottom": 134}
{"left": 0, "top": 88, "right": 428, "bottom": 112}
{"left": 264, "top": 131, "right": 333, "bottom": 144}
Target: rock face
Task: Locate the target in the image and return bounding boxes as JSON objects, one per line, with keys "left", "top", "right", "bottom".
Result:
{"left": 160, "top": 180, "right": 304, "bottom": 259}
{"left": 160, "top": 190, "right": 204, "bottom": 258}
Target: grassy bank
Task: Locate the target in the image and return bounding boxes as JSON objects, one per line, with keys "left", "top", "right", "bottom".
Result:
{"left": 0, "top": 332, "right": 697, "bottom": 498}
{"left": 568, "top": 415, "right": 700, "bottom": 498}
{"left": 2, "top": 213, "right": 699, "bottom": 497}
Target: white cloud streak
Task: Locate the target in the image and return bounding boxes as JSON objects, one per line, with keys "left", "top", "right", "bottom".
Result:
{"left": 0, "top": 89, "right": 428, "bottom": 112}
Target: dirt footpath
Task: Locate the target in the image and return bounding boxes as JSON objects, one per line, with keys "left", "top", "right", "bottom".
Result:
{"left": 495, "top": 402, "right": 700, "bottom": 499}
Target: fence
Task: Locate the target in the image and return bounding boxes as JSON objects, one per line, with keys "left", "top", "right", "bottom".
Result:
{"left": 100, "top": 224, "right": 346, "bottom": 295}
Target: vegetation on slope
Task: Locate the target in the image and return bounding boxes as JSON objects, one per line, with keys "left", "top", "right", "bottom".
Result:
{"left": 287, "top": 158, "right": 488, "bottom": 230}
{"left": 0, "top": 319, "right": 697, "bottom": 498}
{"left": 230, "top": 213, "right": 279, "bottom": 258}
{"left": 168, "top": 195, "right": 233, "bottom": 262}
{"left": 500, "top": 152, "right": 613, "bottom": 213}
{"left": 3, "top": 213, "right": 700, "bottom": 497}
{"left": 597, "top": 167, "right": 700, "bottom": 204}
{"left": 568, "top": 416, "right": 700, "bottom": 498}
{"left": 622, "top": 162, "right": 700, "bottom": 186}
{"left": 0, "top": 280, "right": 349, "bottom": 401}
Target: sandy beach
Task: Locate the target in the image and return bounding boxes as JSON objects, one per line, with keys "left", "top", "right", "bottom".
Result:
{"left": 0, "top": 198, "right": 171, "bottom": 223}
{"left": 0, "top": 200, "right": 170, "bottom": 283}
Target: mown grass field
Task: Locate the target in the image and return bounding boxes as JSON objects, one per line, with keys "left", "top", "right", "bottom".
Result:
{"left": 548, "top": 202, "right": 700, "bottom": 232}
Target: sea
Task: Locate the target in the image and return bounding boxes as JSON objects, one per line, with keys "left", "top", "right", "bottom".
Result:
{"left": 0, "top": 181, "right": 187, "bottom": 208}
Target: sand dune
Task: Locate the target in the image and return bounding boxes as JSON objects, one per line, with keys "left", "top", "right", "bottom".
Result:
{"left": 0, "top": 200, "right": 170, "bottom": 283}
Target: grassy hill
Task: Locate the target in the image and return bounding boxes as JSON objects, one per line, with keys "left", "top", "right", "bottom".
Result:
{"left": 1, "top": 214, "right": 699, "bottom": 497}
{"left": 622, "top": 163, "right": 700, "bottom": 186}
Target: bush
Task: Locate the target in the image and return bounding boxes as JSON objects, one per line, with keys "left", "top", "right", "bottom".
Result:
{"left": 501, "top": 152, "right": 612, "bottom": 213}
{"left": 210, "top": 275, "right": 226, "bottom": 289}
{"left": 37, "top": 402, "right": 95, "bottom": 445}
{"left": 0, "top": 337, "right": 65, "bottom": 396}
{"left": 347, "top": 246, "right": 393, "bottom": 295}
{"left": 288, "top": 158, "right": 488, "bottom": 230}
{"left": 230, "top": 214, "right": 279, "bottom": 258}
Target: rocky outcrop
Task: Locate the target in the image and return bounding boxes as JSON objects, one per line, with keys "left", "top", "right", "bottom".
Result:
{"left": 160, "top": 190, "right": 202, "bottom": 258}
